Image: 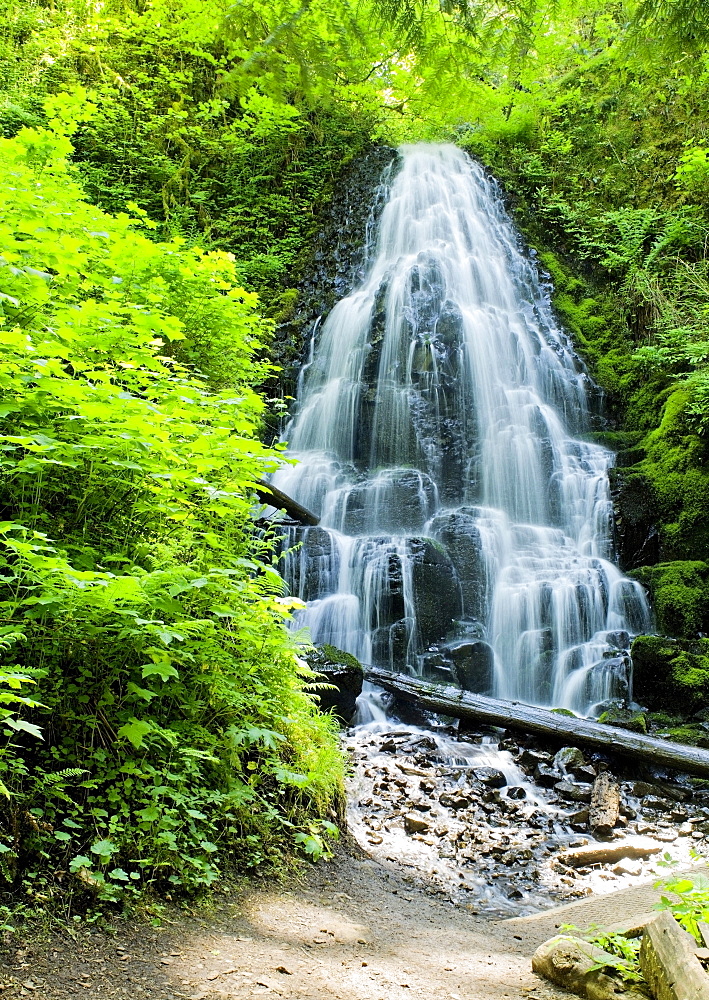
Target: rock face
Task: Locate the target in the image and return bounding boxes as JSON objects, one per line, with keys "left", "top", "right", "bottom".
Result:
{"left": 306, "top": 644, "right": 364, "bottom": 723}
{"left": 608, "top": 467, "right": 660, "bottom": 572}
{"left": 272, "top": 146, "right": 400, "bottom": 405}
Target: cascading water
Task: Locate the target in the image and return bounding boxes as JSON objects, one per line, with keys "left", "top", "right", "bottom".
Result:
{"left": 274, "top": 143, "right": 651, "bottom": 716}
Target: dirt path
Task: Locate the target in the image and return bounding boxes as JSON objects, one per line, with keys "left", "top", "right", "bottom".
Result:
{"left": 1, "top": 842, "right": 575, "bottom": 1000}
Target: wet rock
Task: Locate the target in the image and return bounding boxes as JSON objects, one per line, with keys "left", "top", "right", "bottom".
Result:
{"left": 444, "top": 639, "right": 495, "bottom": 695}
{"left": 554, "top": 781, "right": 593, "bottom": 803}
{"left": 409, "top": 538, "right": 463, "bottom": 646}
{"left": 571, "top": 764, "right": 597, "bottom": 782}
{"left": 520, "top": 749, "right": 553, "bottom": 769}
{"left": 308, "top": 645, "right": 364, "bottom": 722}
{"left": 534, "top": 764, "right": 559, "bottom": 788}
{"left": 554, "top": 746, "right": 586, "bottom": 773}
{"left": 404, "top": 812, "right": 430, "bottom": 834}
{"left": 498, "top": 739, "right": 519, "bottom": 753}
{"left": 567, "top": 808, "right": 590, "bottom": 830}
{"left": 439, "top": 792, "right": 471, "bottom": 810}
{"left": 507, "top": 786, "right": 526, "bottom": 800}
{"left": 643, "top": 795, "right": 671, "bottom": 812}
{"left": 429, "top": 510, "right": 488, "bottom": 619}
{"left": 473, "top": 767, "right": 507, "bottom": 788}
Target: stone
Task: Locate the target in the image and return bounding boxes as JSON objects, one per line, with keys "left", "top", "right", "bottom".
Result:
{"left": 643, "top": 796, "right": 671, "bottom": 812}
{"left": 567, "top": 808, "right": 590, "bottom": 830}
{"left": 571, "top": 764, "right": 598, "bottom": 782}
{"left": 409, "top": 537, "right": 464, "bottom": 647}
{"left": 507, "top": 786, "right": 527, "bottom": 799}
{"left": 439, "top": 792, "right": 471, "bottom": 810}
{"left": 519, "top": 749, "right": 553, "bottom": 769}
{"left": 554, "top": 746, "right": 586, "bottom": 773}
{"left": 534, "top": 764, "right": 560, "bottom": 788}
{"left": 533, "top": 934, "right": 646, "bottom": 1000}
{"left": 308, "top": 645, "right": 364, "bottom": 722}
{"left": 613, "top": 859, "right": 642, "bottom": 876}
{"left": 404, "top": 812, "right": 430, "bottom": 834}
{"left": 472, "top": 766, "right": 507, "bottom": 788}
{"left": 554, "top": 781, "right": 593, "bottom": 803}
{"left": 444, "top": 639, "right": 495, "bottom": 695}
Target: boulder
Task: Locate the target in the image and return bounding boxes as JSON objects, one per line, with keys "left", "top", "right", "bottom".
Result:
{"left": 409, "top": 537, "right": 463, "bottom": 647}
{"left": 533, "top": 934, "right": 646, "bottom": 1000}
{"left": 307, "top": 644, "right": 364, "bottom": 723}
{"left": 444, "top": 639, "right": 495, "bottom": 695}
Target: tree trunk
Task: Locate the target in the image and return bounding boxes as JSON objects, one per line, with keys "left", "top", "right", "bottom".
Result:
{"left": 364, "top": 666, "right": 709, "bottom": 779}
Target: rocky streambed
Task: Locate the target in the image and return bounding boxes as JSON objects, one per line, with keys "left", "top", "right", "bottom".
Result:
{"left": 344, "top": 712, "right": 709, "bottom": 917}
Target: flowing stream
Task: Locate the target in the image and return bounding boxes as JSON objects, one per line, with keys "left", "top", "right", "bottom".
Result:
{"left": 274, "top": 143, "right": 651, "bottom": 716}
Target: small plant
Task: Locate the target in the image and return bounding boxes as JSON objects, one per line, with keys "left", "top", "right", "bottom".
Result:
{"left": 558, "top": 923, "right": 645, "bottom": 985}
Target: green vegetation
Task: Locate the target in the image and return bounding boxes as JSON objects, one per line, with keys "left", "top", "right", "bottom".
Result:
{"left": 3, "top": 0, "right": 709, "bottom": 918}
{"left": 0, "top": 105, "right": 342, "bottom": 912}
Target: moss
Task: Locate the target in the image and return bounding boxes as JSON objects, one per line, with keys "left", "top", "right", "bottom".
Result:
{"left": 630, "top": 561, "right": 709, "bottom": 638}
{"left": 652, "top": 724, "right": 709, "bottom": 748}
{"left": 550, "top": 707, "right": 576, "bottom": 717}
{"left": 318, "top": 644, "right": 364, "bottom": 672}
{"left": 598, "top": 706, "right": 648, "bottom": 733}
{"left": 632, "top": 634, "right": 709, "bottom": 713}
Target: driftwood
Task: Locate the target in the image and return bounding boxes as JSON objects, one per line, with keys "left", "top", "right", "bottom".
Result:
{"left": 254, "top": 479, "right": 319, "bottom": 526}
{"left": 639, "top": 909, "right": 709, "bottom": 1000}
{"left": 590, "top": 772, "right": 620, "bottom": 837}
{"left": 364, "top": 667, "right": 709, "bottom": 779}
{"left": 556, "top": 837, "right": 662, "bottom": 868}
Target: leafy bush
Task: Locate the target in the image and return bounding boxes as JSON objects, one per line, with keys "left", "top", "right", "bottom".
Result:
{"left": 0, "top": 118, "right": 343, "bottom": 906}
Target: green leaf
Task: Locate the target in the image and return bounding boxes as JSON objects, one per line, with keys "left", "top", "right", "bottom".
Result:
{"left": 5, "top": 718, "right": 44, "bottom": 739}
{"left": 116, "top": 719, "right": 152, "bottom": 749}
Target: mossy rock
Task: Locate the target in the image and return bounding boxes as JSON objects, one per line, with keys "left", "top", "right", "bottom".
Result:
{"left": 305, "top": 645, "right": 364, "bottom": 724}
{"left": 632, "top": 634, "right": 709, "bottom": 714}
{"left": 630, "top": 561, "right": 709, "bottom": 638}
{"left": 598, "top": 705, "right": 648, "bottom": 734}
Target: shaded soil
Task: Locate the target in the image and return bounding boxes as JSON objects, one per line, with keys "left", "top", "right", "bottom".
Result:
{"left": 0, "top": 842, "right": 571, "bottom": 1000}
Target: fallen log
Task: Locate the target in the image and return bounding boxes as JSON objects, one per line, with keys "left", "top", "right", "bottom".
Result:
{"left": 254, "top": 479, "right": 319, "bottom": 526}
{"left": 364, "top": 666, "right": 709, "bottom": 779}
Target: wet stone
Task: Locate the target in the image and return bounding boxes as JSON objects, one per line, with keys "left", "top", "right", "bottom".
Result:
{"left": 534, "top": 764, "right": 559, "bottom": 788}
{"left": 404, "top": 812, "right": 431, "bottom": 834}
{"left": 554, "top": 747, "right": 586, "bottom": 773}
{"left": 507, "top": 786, "right": 527, "bottom": 800}
{"left": 520, "top": 749, "right": 553, "bottom": 769}
{"left": 554, "top": 781, "right": 593, "bottom": 803}
{"left": 473, "top": 767, "right": 507, "bottom": 788}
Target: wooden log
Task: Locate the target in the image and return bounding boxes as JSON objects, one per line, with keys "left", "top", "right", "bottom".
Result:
{"left": 556, "top": 837, "right": 662, "bottom": 868}
{"left": 254, "top": 479, "right": 319, "bottom": 526}
{"left": 639, "top": 909, "right": 709, "bottom": 1000}
{"left": 364, "top": 666, "right": 709, "bottom": 779}
{"left": 590, "top": 772, "right": 620, "bottom": 837}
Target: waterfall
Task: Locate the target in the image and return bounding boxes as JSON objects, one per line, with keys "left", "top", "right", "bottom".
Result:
{"left": 273, "top": 143, "right": 651, "bottom": 716}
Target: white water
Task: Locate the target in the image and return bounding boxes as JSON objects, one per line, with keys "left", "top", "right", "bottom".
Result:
{"left": 274, "top": 143, "right": 651, "bottom": 715}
